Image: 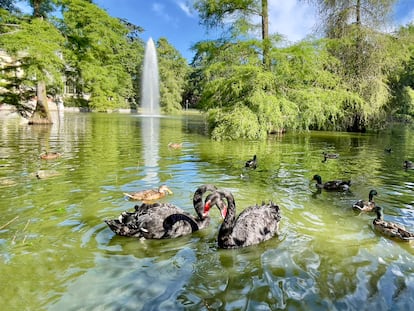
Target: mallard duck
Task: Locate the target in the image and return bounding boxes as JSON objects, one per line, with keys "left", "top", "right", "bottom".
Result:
{"left": 40, "top": 152, "right": 61, "bottom": 160}
{"left": 245, "top": 155, "right": 257, "bottom": 169}
{"left": 168, "top": 142, "right": 183, "bottom": 149}
{"left": 35, "top": 170, "right": 62, "bottom": 179}
{"left": 312, "top": 174, "right": 351, "bottom": 191}
{"left": 124, "top": 184, "right": 173, "bottom": 201}
{"left": 403, "top": 160, "right": 413, "bottom": 169}
{"left": 204, "top": 189, "right": 281, "bottom": 249}
{"left": 322, "top": 151, "right": 339, "bottom": 159}
{"left": 373, "top": 206, "right": 414, "bottom": 242}
{"left": 353, "top": 189, "right": 378, "bottom": 212}
{"left": 105, "top": 184, "right": 225, "bottom": 239}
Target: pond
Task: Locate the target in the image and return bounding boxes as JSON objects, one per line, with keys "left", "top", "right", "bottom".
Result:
{"left": 1, "top": 112, "right": 414, "bottom": 310}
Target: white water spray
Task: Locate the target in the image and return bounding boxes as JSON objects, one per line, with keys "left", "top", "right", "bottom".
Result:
{"left": 141, "top": 38, "right": 160, "bottom": 115}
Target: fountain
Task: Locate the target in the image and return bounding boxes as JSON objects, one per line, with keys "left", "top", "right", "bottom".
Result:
{"left": 141, "top": 38, "right": 160, "bottom": 115}
{"left": 140, "top": 38, "right": 161, "bottom": 183}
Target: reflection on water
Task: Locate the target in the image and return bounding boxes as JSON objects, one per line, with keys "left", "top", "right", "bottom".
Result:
{"left": 141, "top": 116, "right": 160, "bottom": 183}
{"left": 1, "top": 113, "right": 414, "bottom": 310}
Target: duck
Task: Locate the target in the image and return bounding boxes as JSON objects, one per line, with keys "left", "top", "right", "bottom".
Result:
{"left": 384, "top": 148, "right": 392, "bottom": 153}
{"left": 245, "top": 155, "right": 257, "bottom": 169}
{"left": 403, "top": 160, "right": 413, "bottom": 169}
{"left": 203, "top": 189, "right": 281, "bottom": 249}
{"left": 40, "top": 152, "right": 61, "bottom": 160}
{"left": 105, "top": 184, "right": 225, "bottom": 239}
{"left": 353, "top": 189, "right": 378, "bottom": 212}
{"left": 124, "top": 185, "right": 173, "bottom": 202}
{"left": 312, "top": 174, "right": 351, "bottom": 191}
{"left": 168, "top": 142, "right": 183, "bottom": 149}
{"left": 35, "top": 169, "right": 61, "bottom": 179}
{"left": 322, "top": 151, "right": 339, "bottom": 159}
{"left": 372, "top": 206, "right": 414, "bottom": 242}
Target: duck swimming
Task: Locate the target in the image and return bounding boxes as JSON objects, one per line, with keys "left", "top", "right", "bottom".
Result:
{"left": 40, "top": 152, "right": 61, "bottom": 160}
{"left": 204, "top": 189, "right": 281, "bottom": 249}
{"left": 124, "top": 185, "right": 173, "bottom": 202}
{"left": 403, "top": 160, "right": 413, "bottom": 169}
{"left": 312, "top": 174, "right": 351, "bottom": 191}
{"left": 372, "top": 206, "right": 414, "bottom": 242}
{"left": 322, "top": 152, "right": 339, "bottom": 159}
{"left": 245, "top": 155, "right": 257, "bottom": 169}
{"left": 353, "top": 189, "right": 378, "bottom": 212}
{"left": 168, "top": 142, "right": 183, "bottom": 149}
{"left": 106, "top": 184, "right": 225, "bottom": 239}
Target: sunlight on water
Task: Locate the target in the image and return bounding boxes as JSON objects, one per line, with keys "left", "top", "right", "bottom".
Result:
{"left": 1, "top": 113, "right": 414, "bottom": 310}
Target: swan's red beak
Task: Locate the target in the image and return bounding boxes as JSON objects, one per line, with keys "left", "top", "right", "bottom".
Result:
{"left": 220, "top": 206, "right": 227, "bottom": 219}
{"left": 203, "top": 202, "right": 211, "bottom": 217}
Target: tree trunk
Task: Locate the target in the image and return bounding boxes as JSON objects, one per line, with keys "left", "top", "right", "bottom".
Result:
{"left": 356, "top": 0, "right": 361, "bottom": 26}
{"left": 29, "top": 80, "right": 53, "bottom": 124}
{"left": 261, "top": 0, "right": 270, "bottom": 70}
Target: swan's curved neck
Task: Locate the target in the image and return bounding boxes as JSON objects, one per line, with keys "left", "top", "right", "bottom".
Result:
{"left": 193, "top": 185, "right": 215, "bottom": 219}
{"left": 163, "top": 214, "right": 199, "bottom": 234}
{"left": 221, "top": 193, "right": 236, "bottom": 229}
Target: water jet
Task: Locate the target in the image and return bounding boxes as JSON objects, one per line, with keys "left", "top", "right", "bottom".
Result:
{"left": 141, "top": 38, "right": 160, "bottom": 115}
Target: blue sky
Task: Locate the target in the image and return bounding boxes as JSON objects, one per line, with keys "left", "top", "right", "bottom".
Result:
{"left": 93, "top": 0, "right": 414, "bottom": 62}
{"left": 17, "top": 0, "right": 414, "bottom": 62}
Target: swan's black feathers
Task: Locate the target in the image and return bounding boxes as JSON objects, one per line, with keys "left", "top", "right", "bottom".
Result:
{"left": 206, "top": 190, "right": 281, "bottom": 249}
{"left": 105, "top": 184, "right": 217, "bottom": 239}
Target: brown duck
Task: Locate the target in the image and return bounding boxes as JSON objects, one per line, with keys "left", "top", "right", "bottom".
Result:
{"left": 124, "top": 185, "right": 173, "bottom": 201}
{"left": 168, "top": 142, "right": 183, "bottom": 149}
{"left": 353, "top": 189, "right": 378, "bottom": 212}
{"left": 40, "top": 152, "right": 62, "bottom": 160}
{"left": 312, "top": 174, "right": 351, "bottom": 191}
{"left": 373, "top": 206, "right": 414, "bottom": 242}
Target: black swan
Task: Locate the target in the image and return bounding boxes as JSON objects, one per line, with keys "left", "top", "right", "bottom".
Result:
{"left": 373, "top": 206, "right": 414, "bottom": 242}
{"left": 245, "top": 155, "right": 257, "bottom": 169}
{"left": 106, "top": 184, "right": 224, "bottom": 239}
{"left": 203, "top": 189, "right": 281, "bottom": 249}
{"left": 353, "top": 189, "right": 378, "bottom": 212}
{"left": 312, "top": 174, "right": 351, "bottom": 191}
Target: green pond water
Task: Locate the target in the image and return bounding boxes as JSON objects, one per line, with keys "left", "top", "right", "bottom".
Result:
{"left": 1, "top": 112, "right": 414, "bottom": 310}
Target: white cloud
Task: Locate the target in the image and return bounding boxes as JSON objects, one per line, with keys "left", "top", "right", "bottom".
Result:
{"left": 268, "top": 0, "right": 318, "bottom": 42}
{"left": 152, "top": 2, "right": 172, "bottom": 21}
{"left": 176, "top": 1, "right": 194, "bottom": 18}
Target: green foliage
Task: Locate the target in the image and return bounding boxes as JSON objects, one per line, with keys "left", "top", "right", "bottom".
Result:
{"left": 0, "top": 1, "right": 20, "bottom": 13}
{"left": 1, "top": 16, "right": 65, "bottom": 95}
{"left": 156, "top": 37, "right": 189, "bottom": 113}
{"left": 207, "top": 106, "right": 265, "bottom": 141}
{"left": 60, "top": 0, "right": 138, "bottom": 110}
{"left": 387, "top": 24, "right": 414, "bottom": 118}
{"left": 194, "top": 0, "right": 259, "bottom": 30}
{"left": 192, "top": 0, "right": 407, "bottom": 139}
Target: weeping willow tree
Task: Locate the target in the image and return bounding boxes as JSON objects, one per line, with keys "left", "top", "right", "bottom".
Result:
{"left": 193, "top": 0, "right": 301, "bottom": 140}
{"left": 192, "top": 0, "right": 365, "bottom": 140}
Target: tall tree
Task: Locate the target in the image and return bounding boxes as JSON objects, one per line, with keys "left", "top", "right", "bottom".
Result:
{"left": 0, "top": 0, "right": 20, "bottom": 12}
{"left": 308, "top": 0, "right": 397, "bottom": 131}
{"left": 194, "top": 0, "right": 270, "bottom": 68}
{"left": 1, "top": 4, "right": 64, "bottom": 123}
{"left": 156, "top": 37, "right": 189, "bottom": 113}
{"left": 60, "top": 0, "right": 138, "bottom": 111}
{"left": 29, "top": 0, "right": 55, "bottom": 18}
